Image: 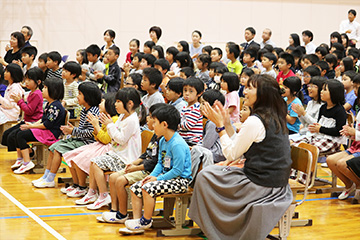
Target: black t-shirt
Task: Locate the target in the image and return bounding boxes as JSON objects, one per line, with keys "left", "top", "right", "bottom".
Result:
{"left": 4, "top": 49, "right": 22, "bottom": 64}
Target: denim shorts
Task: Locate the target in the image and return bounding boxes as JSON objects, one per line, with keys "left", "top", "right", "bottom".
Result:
{"left": 345, "top": 150, "right": 360, "bottom": 158}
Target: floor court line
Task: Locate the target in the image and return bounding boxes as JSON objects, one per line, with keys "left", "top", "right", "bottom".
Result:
{"left": 0, "top": 187, "right": 66, "bottom": 240}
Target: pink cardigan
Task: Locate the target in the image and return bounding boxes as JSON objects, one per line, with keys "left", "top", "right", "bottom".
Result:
{"left": 18, "top": 89, "right": 43, "bottom": 122}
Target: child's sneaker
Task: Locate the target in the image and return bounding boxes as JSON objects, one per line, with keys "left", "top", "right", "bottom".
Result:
{"left": 86, "top": 194, "right": 111, "bottom": 210}
{"left": 125, "top": 218, "right": 153, "bottom": 231}
{"left": 338, "top": 183, "right": 356, "bottom": 200}
{"left": 11, "top": 159, "right": 24, "bottom": 169}
{"left": 102, "top": 212, "right": 128, "bottom": 223}
{"left": 96, "top": 216, "right": 106, "bottom": 222}
{"left": 33, "top": 180, "right": 55, "bottom": 188}
{"left": 75, "top": 193, "right": 98, "bottom": 205}
{"left": 60, "top": 185, "right": 77, "bottom": 194}
{"left": 32, "top": 177, "right": 43, "bottom": 185}
{"left": 14, "top": 161, "right": 35, "bottom": 174}
{"left": 119, "top": 227, "right": 144, "bottom": 235}
{"left": 67, "top": 188, "right": 87, "bottom": 198}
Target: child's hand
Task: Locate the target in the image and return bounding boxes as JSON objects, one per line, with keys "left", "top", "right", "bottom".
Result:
{"left": 94, "top": 71, "right": 104, "bottom": 79}
{"left": 291, "top": 103, "right": 305, "bottom": 116}
{"left": 10, "top": 93, "right": 22, "bottom": 103}
{"left": 252, "top": 68, "right": 261, "bottom": 74}
{"left": 335, "top": 66, "right": 341, "bottom": 78}
{"left": 60, "top": 122, "right": 74, "bottom": 135}
{"left": 340, "top": 125, "right": 356, "bottom": 137}
{"left": 124, "top": 164, "right": 136, "bottom": 173}
{"left": 12, "top": 60, "right": 23, "bottom": 68}
{"left": 87, "top": 112, "right": 99, "bottom": 127}
{"left": 308, "top": 123, "right": 321, "bottom": 133}
{"left": 81, "top": 68, "right": 88, "bottom": 74}
{"left": 99, "top": 112, "right": 113, "bottom": 126}
{"left": 61, "top": 100, "right": 66, "bottom": 107}
{"left": 141, "top": 176, "right": 157, "bottom": 186}
{"left": 20, "top": 122, "right": 31, "bottom": 130}
{"left": 0, "top": 57, "right": 6, "bottom": 65}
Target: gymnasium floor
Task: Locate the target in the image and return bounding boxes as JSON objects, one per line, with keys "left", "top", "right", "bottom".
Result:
{"left": 1, "top": 147, "right": 360, "bottom": 240}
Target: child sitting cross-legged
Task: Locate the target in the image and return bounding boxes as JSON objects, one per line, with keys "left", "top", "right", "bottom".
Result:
{"left": 119, "top": 104, "right": 192, "bottom": 235}
{"left": 97, "top": 103, "right": 162, "bottom": 223}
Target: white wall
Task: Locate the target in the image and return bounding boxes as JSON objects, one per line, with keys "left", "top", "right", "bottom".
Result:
{"left": 1, "top": 0, "right": 360, "bottom": 64}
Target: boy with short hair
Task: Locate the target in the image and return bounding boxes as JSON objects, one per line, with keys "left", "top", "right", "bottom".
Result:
{"left": 141, "top": 67, "right": 165, "bottom": 112}
{"left": 347, "top": 47, "right": 360, "bottom": 73}
{"left": 38, "top": 52, "right": 48, "bottom": 75}
{"left": 276, "top": 52, "right": 296, "bottom": 85}
{"left": 261, "top": 52, "right": 277, "bottom": 78}
{"left": 315, "top": 60, "right": 330, "bottom": 77}
{"left": 242, "top": 48, "right": 257, "bottom": 69}
{"left": 302, "top": 54, "right": 319, "bottom": 69}
{"left": 302, "top": 30, "right": 316, "bottom": 54}
{"left": 226, "top": 43, "right": 243, "bottom": 75}
{"left": 85, "top": 44, "right": 105, "bottom": 82}
{"left": 120, "top": 104, "right": 192, "bottom": 234}
{"left": 179, "top": 67, "right": 195, "bottom": 79}
{"left": 61, "top": 61, "right": 82, "bottom": 118}
{"left": 95, "top": 45, "right": 121, "bottom": 93}
{"left": 46, "top": 51, "right": 62, "bottom": 80}
{"left": 123, "top": 52, "right": 144, "bottom": 78}
{"left": 195, "top": 53, "right": 212, "bottom": 86}
{"left": 342, "top": 70, "right": 357, "bottom": 115}
{"left": 154, "top": 58, "right": 170, "bottom": 95}
{"left": 315, "top": 46, "right": 327, "bottom": 61}
{"left": 165, "top": 77, "right": 187, "bottom": 112}
{"left": 325, "top": 53, "right": 337, "bottom": 79}
{"left": 140, "top": 54, "right": 156, "bottom": 69}
{"left": 20, "top": 46, "right": 37, "bottom": 74}
{"left": 179, "top": 77, "right": 204, "bottom": 146}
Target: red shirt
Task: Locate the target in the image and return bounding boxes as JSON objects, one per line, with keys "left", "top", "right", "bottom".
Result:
{"left": 276, "top": 70, "right": 295, "bottom": 86}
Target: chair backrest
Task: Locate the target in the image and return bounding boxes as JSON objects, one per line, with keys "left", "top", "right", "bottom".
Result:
{"left": 291, "top": 145, "right": 312, "bottom": 206}
{"left": 141, "top": 130, "right": 154, "bottom": 154}
{"left": 347, "top": 112, "right": 355, "bottom": 147}
{"left": 298, "top": 142, "right": 319, "bottom": 189}
{"left": 64, "top": 110, "right": 70, "bottom": 125}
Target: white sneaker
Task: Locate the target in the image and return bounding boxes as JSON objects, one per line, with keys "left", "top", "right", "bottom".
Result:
{"left": 67, "top": 188, "right": 87, "bottom": 198}
{"left": 14, "top": 161, "right": 35, "bottom": 174}
{"left": 86, "top": 194, "right": 111, "bottom": 210}
{"left": 338, "top": 183, "right": 356, "bottom": 200}
{"left": 119, "top": 227, "right": 144, "bottom": 235}
{"left": 102, "top": 212, "right": 128, "bottom": 223}
{"left": 125, "top": 218, "right": 153, "bottom": 231}
{"left": 96, "top": 216, "right": 106, "bottom": 222}
{"left": 32, "top": 177, "right": 43, "bottom": 185}
{"left": 34, "top": 180, "right": 55, "bottom": 188}
{"left": 321, "top": 162, "right": 328, "bottom": 168}
{"left": 11, "top": 159, "right": 24, "bottom": 169}
{"left": 75, "top": 193, "right": 98, "bottom": 205}
{"left": 61, "top": 185, "right": 77, "bottom": 194}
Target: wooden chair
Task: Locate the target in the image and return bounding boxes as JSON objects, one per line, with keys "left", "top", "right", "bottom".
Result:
{"left": 141, "top": 130, "right": 154, "bottom": 154}
{"left": 270, "top": 145, "right": 313, "bottom": 240}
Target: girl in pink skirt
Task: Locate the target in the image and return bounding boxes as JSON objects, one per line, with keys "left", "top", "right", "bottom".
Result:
{"left": 61, "top": 93, "right": 118, "bottom": 198}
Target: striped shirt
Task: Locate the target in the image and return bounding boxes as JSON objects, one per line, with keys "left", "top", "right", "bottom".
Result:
{"left": 71, "top": 106, "right": 100, "bottom": 144}
{"left": 179, "top": 102, "right": 203, "bottom": 146}
{"left": 46, "top": 68, "right": 62, "bottom": 80}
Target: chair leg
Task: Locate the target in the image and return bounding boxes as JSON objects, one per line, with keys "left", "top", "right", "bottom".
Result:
{"left": 278, "top": 204, "right": 296, "bottom": 240}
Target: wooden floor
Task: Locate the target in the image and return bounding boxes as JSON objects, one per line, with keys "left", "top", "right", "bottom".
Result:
{"left": 1, "top": 147, "right": 360, "bottom": 240}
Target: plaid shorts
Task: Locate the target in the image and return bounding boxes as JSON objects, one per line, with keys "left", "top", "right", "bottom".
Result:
{"left": 294, "top": 136, "right": 341, "bottom": 154}
{"left": 91, "top": 151, "right": 126, "bottom": 172}
{"left": 130, "top": 177, "right": 189, "bottom": 198}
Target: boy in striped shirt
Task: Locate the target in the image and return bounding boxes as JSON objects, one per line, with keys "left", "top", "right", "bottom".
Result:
{"left": 179, "top": 77, "right": 204, "bottom": 146}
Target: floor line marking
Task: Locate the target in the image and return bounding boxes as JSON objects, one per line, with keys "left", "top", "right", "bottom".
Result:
{"left": 0, "top": 187, "right": 66, "bottom": 240}
{"left": 28, "top": 205, "right": 87, "bottom": 210}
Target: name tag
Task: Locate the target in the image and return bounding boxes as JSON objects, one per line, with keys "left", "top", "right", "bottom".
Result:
{"left": 164, "top": 156, "right": 171, "bottom": 168}
{"left": 152, "top": 146, "right": 157, "bottom": 156}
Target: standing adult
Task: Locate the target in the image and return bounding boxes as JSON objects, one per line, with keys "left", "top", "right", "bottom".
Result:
{"left": 21, "top": 26, "right": 33, "bottom": 47}
{"left": 340, "top": 9, "right": 360, "bottom": 47}
{"left": 260, "top": 28, "right": 276, "bottom": 49}
{"left": 0, "top": 32, "right": 25, "bottom": 66}
{"left": 189, "top": 30, "right": 203, "bottom": 62}
{"left": 149, "top": 26, "right": 165, "bottom": 49}
{"left": 100, "top": 29, "right": 116, "bottom": 61}
{"left": 189, "top": 74, "right": 293, "bottom": 240}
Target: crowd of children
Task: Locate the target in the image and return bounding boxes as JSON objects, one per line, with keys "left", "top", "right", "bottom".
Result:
{"left": 2, "top": 12, "right": 360, "bottom": 237}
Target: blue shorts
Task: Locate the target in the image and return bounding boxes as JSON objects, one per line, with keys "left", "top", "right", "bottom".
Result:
{"left": 345, "top": 150, "right": 360, "bottom": 158}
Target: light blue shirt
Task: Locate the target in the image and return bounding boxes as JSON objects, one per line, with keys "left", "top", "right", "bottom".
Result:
{"left": 285, "top": 97, "right": 302, "bottom": 133}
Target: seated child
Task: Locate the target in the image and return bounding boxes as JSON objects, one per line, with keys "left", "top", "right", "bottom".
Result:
{"left": 20, "top": 46, "right": 37, "bottom": 74}
{"left": 123, "top": 52, "right": 144, "bottom": 78}
{"left": 302, "top": 65, "right": 321, "bottom": 105}
{"left": 242, "top": 48, "right": 257, "bottom": 69}
{"left": 119, "top": 104, "right": 192, "bottom": 234}
{"left": 342, "top": 70, "right": 357, "bottom": 115}
{"left": 166, "top": 47, "right": 179, "bottom": 73}
{"left": 261, "top": 52, "right": 277, "bottom": 78}
{"left": 0, "top": 64, "right": 6, "bottom": 97}
{"left": 61, "top": 61, "right": 81, "bottom": 119}
{"left": 45, "top": 51, "right": 62, "bottom": 80}
{"left": 221, "top": 72, "right": 240, "bottom": 123}
{"left": 75, "top": 49, "right": 89, "bottom": 82}
{"left": 195, "top": 53, "right": 212, "bottom": 87}
{"left": 325, "top": 53, "right": 337, "bottom": 79}
{"left": 276, "top": 52, "right": 296, "bottom": 86}
{"left": 125, "top": 39, "right": 140, "bottom": 63}
{"left": 179, "top": 77, "right": 204, "bottom": 146}
{"left": 154, "top": 58, "right": 170, "bottom": 94}
{"left": 33, "top": 82, "right": 102, "bottom": 188}
{"left": 315, "top": 60, "right": 330, "bottom": 78}
{"left": 140, "top": 54, "right": 156, "bottom": 70}
{"left": 210, "top": 64, "right": 229, "bottom": 90}
{"left": 179, "top": 67, "right": 195, "bottom": 79}
{"left": 80, "top": 88, "right": 144, "bottom": 210}
{"left": 141, "top": 67, "right": 165, "bottom": 113}
{"left": 98, "top": 103, "right": 162, "bottom": 223}
{"left": 60, "top": 93, "right": 118, "bottom": 197}
{"left": 85, "top": 44, "right": 105, "bottom": 82}
{"left": 226, "top": 43, "right": 243, "bottom": 75}
{"left": 10, "top": 78, "right": 65, "bottom": 174}
{"left": 282, "top": 77, "right": 303, "bottom": 134}
{"left": 165, "top": 77, "right": 187, "bottom": 113}
{"left": 37, "top": 52, "right": 49, "bottom": 76}
{"left": 0, "top": 63, "right": 24, "bottom": 124}
{"left": 238, "top": 68, "right": 254, "bottom": 97}
{"left": 124, "top": 73, "right": 146, "bottom": 96}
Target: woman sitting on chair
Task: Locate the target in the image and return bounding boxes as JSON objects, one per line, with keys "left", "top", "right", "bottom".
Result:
{"left": 188, "top": 74, "right": 293, "bottom": 240}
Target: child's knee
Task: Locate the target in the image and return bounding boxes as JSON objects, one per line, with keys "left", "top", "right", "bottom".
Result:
{"left": 109, "top": 173, "right": 118, "bottom": 183}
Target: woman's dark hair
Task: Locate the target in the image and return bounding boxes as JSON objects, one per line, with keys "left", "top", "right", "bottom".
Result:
{"left": 11, "top": 31, "right": 25, "bottom": 49}
{"left": 341, "top": 33, "right": 349, "bottom": 48}
{"left": 221, "top": 72, "right": 240, "bottom": 92}
{"left": 103, "top": 93, "right": 118, "bottom": 117}
{"left": 290, "top": 33, "right": 300, "bottom": 47}
{"left": 178, "top": 41, "right": 189, "bottom": 53}
{"left": 309, "top": 76, "right": 326, "bottom": 104}
{"left": 342, "top": 57, "right": 354, "bottom": 72}
{"left": 247, "top": 74, "right": 287, "bottom": 133}
{"left": 44, "top": 77, "right": 64, "bottom": 100}
{"left": 192, "top": 30, "right": 202, "bottom": 38}
{"left": 5, "top": 63, "right": 23, "bottom": 83}
{"left": 144, "top": 41, "right": 156, "bottom": 50}
{"left": 130, "top": 39, "right": 140, "bottom": 49}
{"left": 149, "top": 26, "right": 162, "bottom": 40}
{"left": 25, "top": 67, "right": 44, "bottom": 90}
{"left": 330, "top": 32, "right": 342, "bottom": 48}
{"left": 175, "top": 52, "right": 193, "bottom": 68}
{"left": 104, "top": 29, "right": 116, "bottom": 42}
{"left": 77, "top": 49, "right": 88, "bottom": 64}
{"left": 152, "top": 45, "right": 164, "bottom": 59}
{"left": 283, "top": 76, "right": 304, "bottom": 103}
{"left": 323, "top": 79, "right": 345, "bottom": 105}
{"left": 78, "top": 82, "right": 102, "bottom": 107}
{"left": 115, "top": 87, "right": 146, "bottom": 126}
